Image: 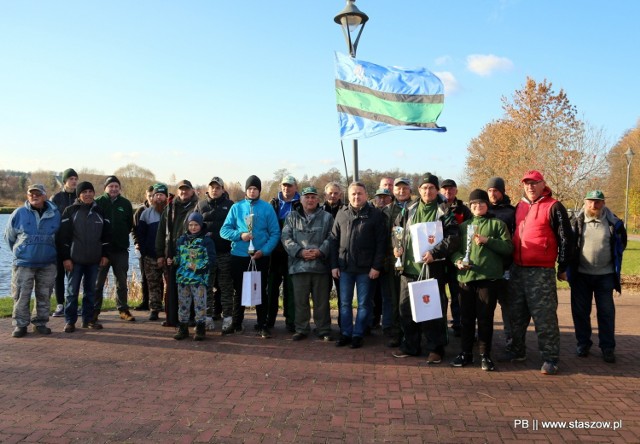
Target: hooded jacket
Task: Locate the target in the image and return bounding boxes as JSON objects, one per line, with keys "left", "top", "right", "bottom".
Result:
{"left": 57, "top": 200, "right": 111, "bottom": 265}
{"left": 156, "top": 193, "right": 199, "bottom": 258}
{"left": 195, "top": 191, "right": 234, "bottom": 255}
{"left": 174, "top": 227, "right": 217, "bottom": 286}
{"left": 220, "top": 197, "right": 281, "bottom": 257}
{"left": 281, "top": 204, "right": 333, "bottom": 274}
{"left": 5, "top": 200, "right": 61, "bottom": 267}
{"left": 95, "top": 193, "right": 133, "bottom": 253}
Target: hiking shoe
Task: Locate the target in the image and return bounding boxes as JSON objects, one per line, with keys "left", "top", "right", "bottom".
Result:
{"left": 292, "top": 333, "right": 307, "bottom": 341}
{"left": 222, "top": 324, "right": 243, "bottom": 335}
{"left": 426, "top": 352, "right": 442, "bottom": 365}
{"left": 259, "top": 328, "right": 272, "bottom": 339}
{"left": 81, "top": 321, "right": 103, "bottom": 330}
{"left": 148, "top": 311, "right": 159, "bottom": 321}
{"left": 64, "top": 323, "right": 76, "bottom": 333}
{"left": 350, "top": 336, "right": 363, "bottom": 349}
{"left": 480, "top": 354, "right": 496, "bottom": 371}
{"left": 12, "top": 326, "right": 27, "bottom": 338}
{"left": 540, "top": 361, "right": 558, "bottom": 375}
{"left": 392, "top": 350, "right": 413, "bottom": 358}
{"left": 119, "top": 310, "right": 136, "bottom": 322}
{"left": 194, "top": 323, "right": 206, "bottom": 341}
{"left": 450, "top": 352, "right": 474, "bottom": 367}
{"left": 499, "top": 351, "right": 527, "bottom": 362}
{"left": 335, "top": 335, "right": 351, "bottom": 347}
{"left": 576, "top": 345, "right": 590, "bottom": 357}
{"left": 52, "top": 304, "right": 64, "bottom": 317}
{"left": 602, "top": 349, "right": 616, "bottom": 363}
{"left": 134, "top": 302, "right": 149, "bottom": 311}
{"left": 174, "top": 323, "right": 189, "bottom": 340}
{"left": 33, "top": 325, "right": 52, "bottom": 335}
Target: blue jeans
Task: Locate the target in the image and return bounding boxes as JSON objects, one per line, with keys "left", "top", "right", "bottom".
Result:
{"left": 339, "top": 271, "right": 372, "bottom": 338}
{"left": 65, "top": 263, "right": 99, "bottom": 325}
{"left": 570, "top": 272, "right": 616, "bottom": 351}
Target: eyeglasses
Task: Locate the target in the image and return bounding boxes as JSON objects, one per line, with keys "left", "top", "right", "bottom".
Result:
{"left": 523, "top": 180, "right": 542, "bottom": 187}
{"left": 28, "top": 192, "right": 44, "bottom": 198}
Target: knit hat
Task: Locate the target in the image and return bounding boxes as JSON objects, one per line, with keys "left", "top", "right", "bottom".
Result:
{"left": 187, "top": 212, "right": 204, "bottom": 228}
{"left": 419, "top": 173, "right": 439, "bottom": 189}
{"left": 245, "top": 175, "right": 262, "bottom": 192}
{"left": 486, "top": 177, "right": 506, "bottom": 194}
{"left": 62, "top": 168, "right": 78, "bottom": 183}
{"left": 441, "top": 179, "right": 457, "bottom": 188}
{"left": 153, "top": 183, "right": 168, "bottom": 196}
{"left": 521, "top": 170, "right": 544, "bottom": 183}
{"left": 104, "top": 175, "right": 121, "bottom": 188}
{"left": 468, "top": 189, "right": 489, "bottom": 204}
{"left": 77, "top": 181, "right": 95, "bottom": 195}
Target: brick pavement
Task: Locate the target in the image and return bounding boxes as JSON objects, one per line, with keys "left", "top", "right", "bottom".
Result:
{"left": 0, "top": 290, "right": 638, "bottom": 443}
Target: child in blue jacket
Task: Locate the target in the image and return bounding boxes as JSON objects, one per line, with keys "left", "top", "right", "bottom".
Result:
{"left": 167, "top": 212, "right": 216, "bottom": 340}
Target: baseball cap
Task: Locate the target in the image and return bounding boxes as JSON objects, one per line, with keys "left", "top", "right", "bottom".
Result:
{"left": 208, "top": 176, "right": 224, "bottom": 187}
{"left": 394, "top": 177, "right": 411, "bottom": 186}
{"left": 521, "top": 170, "right": 545, "bottom": 183}
{"left": 375, "top": 188, "right": 392, "bottom": 197}
{"left": 176, "top": 179, "right": 193, "bottom": 189}
{"left": 585, "top": 190, "right": 605, "bottom": 200}
{"left": 281, "top": 175, "right": 297, "bottom": 185}
{"left": 28, "top": 184, "right": 46, "bottom": 194}
{"left": 301, "top": 186, "right": 318, "bottom": 195}
{"left": 441, "top": 179, "right": 457, "bottom": 188}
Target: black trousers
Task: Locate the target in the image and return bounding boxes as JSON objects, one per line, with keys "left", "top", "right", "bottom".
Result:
{"left": 230, "top": 255, "right": 270, "bottom": 328}
{"left": 458, "top": 280, "right": 499, "bottom": 354}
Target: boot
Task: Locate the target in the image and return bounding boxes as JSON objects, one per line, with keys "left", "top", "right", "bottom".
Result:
{"left": 194, "top": 322, "right": 206, "bottom": 341}
{"left": 173, "top": 323, "right": 189, "bottom": 340}
{"left": 92, "top": 310, "right": 100, "bottom": 323}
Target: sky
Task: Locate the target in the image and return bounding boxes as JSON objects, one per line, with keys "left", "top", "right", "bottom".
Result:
{"left": 1, "top": 0, "right": 639, "bottom": 189}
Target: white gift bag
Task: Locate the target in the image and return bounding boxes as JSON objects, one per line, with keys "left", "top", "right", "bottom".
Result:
{"left": 408, "top": 264, "right": 443, "bottom": 323}
{"left": 409, "top": 221, "right": 443, "bottom": 263}
{"left": 241, "top": 258, "right": 262, "bottom": 307}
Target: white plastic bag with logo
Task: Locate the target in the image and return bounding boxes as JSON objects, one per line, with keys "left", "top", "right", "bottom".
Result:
{"left": 408, "top": 264, "right": 442, "bottom": 322}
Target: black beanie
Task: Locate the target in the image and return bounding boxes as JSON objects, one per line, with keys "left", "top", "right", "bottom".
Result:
{"left": 245, "top": 175, "right": 262, "bottom": 192}
{"left": 76, "top": 181, "right": 95, "bottom": 195}
{"left": 104, "top": 175, "right": 121, "bottom": 188}
{"left": 419, "top": 173, "right": 439, "bottom": 190}
{"left": 469, "top": 189, "right": 490, "bottom": 203}
{"left": 62, "top": 168, "right": 78, "bottom": 183}
{"left": 486, "top": 177, "right": 505, "bottom": 195}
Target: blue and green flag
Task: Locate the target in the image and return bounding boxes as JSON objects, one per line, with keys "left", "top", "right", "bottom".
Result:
{"left": 335, "top": 52, "right": 446, "bottom": 139}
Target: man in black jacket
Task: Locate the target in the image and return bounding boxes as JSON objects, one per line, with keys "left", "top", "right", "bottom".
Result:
{"left": 330, "top": 182, "right": 387, "bottom": 349}
{"left": 195, "top": 176, "right": 234, "bottom": 330}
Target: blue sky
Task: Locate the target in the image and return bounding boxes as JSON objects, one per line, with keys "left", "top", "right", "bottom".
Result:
{"left": 1, "top": 1, "right": 638, "bottom": 188}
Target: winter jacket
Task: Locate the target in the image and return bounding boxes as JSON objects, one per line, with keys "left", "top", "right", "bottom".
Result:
{"left": 4, "top": 200, "right": 61, "bottom": 267}
{"left": 513, "top": 187, "right": 572, "bottom": 271}
{"left": 568, "top": 206, "right": 627, "bottom": 293}
{"left": 394, "top": 195, "right": 460, "bottom": 279}
{"left": 57, "top": 200, "right": 111, "bottom": 265}
{"left": 131, "top": 201, "right": 149, "bottom": 246}
{"left": 220, "top": 198, "right": 281, "bottom": 257}
{"left": 330, "top": 203, "right": 387, "bottom": 274}
{"left": 450, "top": 214, "right": 513, "bottom": 283}
{"left": 270, "top": 192, "right": 302, "bottom": 257}
{"left": 156, "top": 193, "right": 199, "bottom": 258}
{"left": 95, "top": 193, "right": 133, "bottom": 253}
{"left": 281, "top": 205, "right": 333, "bottom": 274}
{"left": 174, "top": 230, "right": 216, "bottom": 286}
{"left": 446, "top": 197, "right": 472, "bottom": 225}
{"left": 489, "top": 195, "right": 516, "bottom": 235}
{"left": 322, "top": 199, "right": 343, "bottom": 219}
{"left": 195, "top": 192, "right": 234, "bottom": 255}
{"left": 136, "top": 206, "right": 163, "bottom": 258}
{"left": 51, "top": 189, "right": 76, "bottom": 214}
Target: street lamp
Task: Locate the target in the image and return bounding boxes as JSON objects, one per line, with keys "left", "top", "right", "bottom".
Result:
{"left": 624, "top": 147, "right": 635, "bottom": 228}
{"left": 334, "top": 0, "right": 369, "bottom": 182}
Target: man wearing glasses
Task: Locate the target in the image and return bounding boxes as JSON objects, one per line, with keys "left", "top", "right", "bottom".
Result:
{"left": 508, "top": 170, "right": 572, "bottom": 375}
{"left": 4, "top": 184, "right": 61, "bottom": 337}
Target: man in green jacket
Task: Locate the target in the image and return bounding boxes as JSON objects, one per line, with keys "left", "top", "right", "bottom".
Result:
{"left": 94, "top": 175, "right": 135, "bottom": 322}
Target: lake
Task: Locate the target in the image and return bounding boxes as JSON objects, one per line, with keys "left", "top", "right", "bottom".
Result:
{"left": 0, "top": 213, "right": 141, "bottom": 297}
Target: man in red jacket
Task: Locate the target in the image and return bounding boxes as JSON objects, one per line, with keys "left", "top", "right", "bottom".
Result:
{"left": 508, "top": 170, "right": 572, "bottom": 375}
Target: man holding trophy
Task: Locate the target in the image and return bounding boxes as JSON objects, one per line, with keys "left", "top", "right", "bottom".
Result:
{"left": 392, "top": 174, "right": 460, "bottom": 364}
{"left": 449, "top": 189, "right": 513, "bottom": 371}
{"left": 220, "top": 175, "right": 280, "bottom": 338}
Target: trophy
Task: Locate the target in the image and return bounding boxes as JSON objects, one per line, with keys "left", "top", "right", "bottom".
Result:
{"left": 245, "top": 212, "right": 255, "bottom": 255}
{"left": 391, "top": 226, "right": 405, "bottom": 271}
{"left": 461, "top": 224, "right": 477, "bottom": 267}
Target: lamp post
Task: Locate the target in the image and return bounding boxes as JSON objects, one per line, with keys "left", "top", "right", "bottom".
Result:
{"left": 334, "top": 0, "right": 369, "bottom": 182}
{"left": 624, "top": 147, "right": 635, "bottom": 228}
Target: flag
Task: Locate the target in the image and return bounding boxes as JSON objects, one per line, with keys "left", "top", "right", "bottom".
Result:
{"left": 335, "top": 52, "right": 446, "bottom": 139}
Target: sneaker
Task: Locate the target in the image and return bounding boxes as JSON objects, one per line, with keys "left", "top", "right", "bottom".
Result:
{"left": 335, "top": 335, "right": 351, "bottom": 347}
{"left": 81, "top": 321, "right": 103, "bottom": 330}
{"left": 119, "top": 310, "right": 136, "bottom": 322}
{"left": 33, "top": 325, "right": 52, "bottom": 335}
{"left": 576, "top": 344, "right": 590, "bottom": 357}
{"left": 52, "top": 304, "right": 64, "bottom": 317}
{"left": 392, "top": 350, "right": 413, "bottom": 358}
{"left": 499, "top": 351, "right": 527, "bottom": 362}
{"left": 259, "top": 328, "right": 272, "bottom": 339}
{"left": 480, "top": 354, "right": 495, "bottom": 371}
{"left": 292, "top": 333, "right": 307, "bottom": 341}
{"left": 602, "top": 349, "right": 616, "bottom": 363}
{"left": 64, "top": 323, "right": 76, "bottom": 333}
{"left": 222, "top": 316, "right": 233, "bottom": 331}
{"left": 12, "top": 326, "right": 27, "bottom": 338}
{"left": 148, "top": 311, "right": 159, "bottom": 321}
{"left": 450, "top": 352, "right": 474, "bottom": 367}
{"left": 350, "top": 336, "right": 363, "bottom": 349}
{"left": 426, "top": 352, "right": 442, "bottom": 365}
{"left": 540, "top": 361, "right": 558, "bottom": 375}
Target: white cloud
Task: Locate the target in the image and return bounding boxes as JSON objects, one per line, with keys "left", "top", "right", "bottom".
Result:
{"left": 466, "top": 54, "right": 513, "bottom": 76}
{"left": 434, "top": 55, "right": 452, "bottom": 66}
{"left": 394, "top": 149, "right": 406, "bottom": 159}
{"left": 111, "top": 151, "right": 140, "bottom": 160}
{"left": 434, "top": 71, "right": 459, "bottom": 95}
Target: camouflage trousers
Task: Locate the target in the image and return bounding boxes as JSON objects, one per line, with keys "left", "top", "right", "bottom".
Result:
{"left": 143, "top": 256, "right": 165, "bottom": 311}
{"left": 509, "top": 265, "right": 560, "bottom": 363}
{"left": 12, "top": 264, "right": 56, "bottom": 328}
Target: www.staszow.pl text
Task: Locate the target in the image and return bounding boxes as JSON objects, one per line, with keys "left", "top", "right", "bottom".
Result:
{"left": 514, "top": 419, "right": 622, "bottom": 431}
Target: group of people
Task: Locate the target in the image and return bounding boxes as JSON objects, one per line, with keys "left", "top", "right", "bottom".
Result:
{"left": 4, "top": 168, "right": 628, "bottom": 375}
